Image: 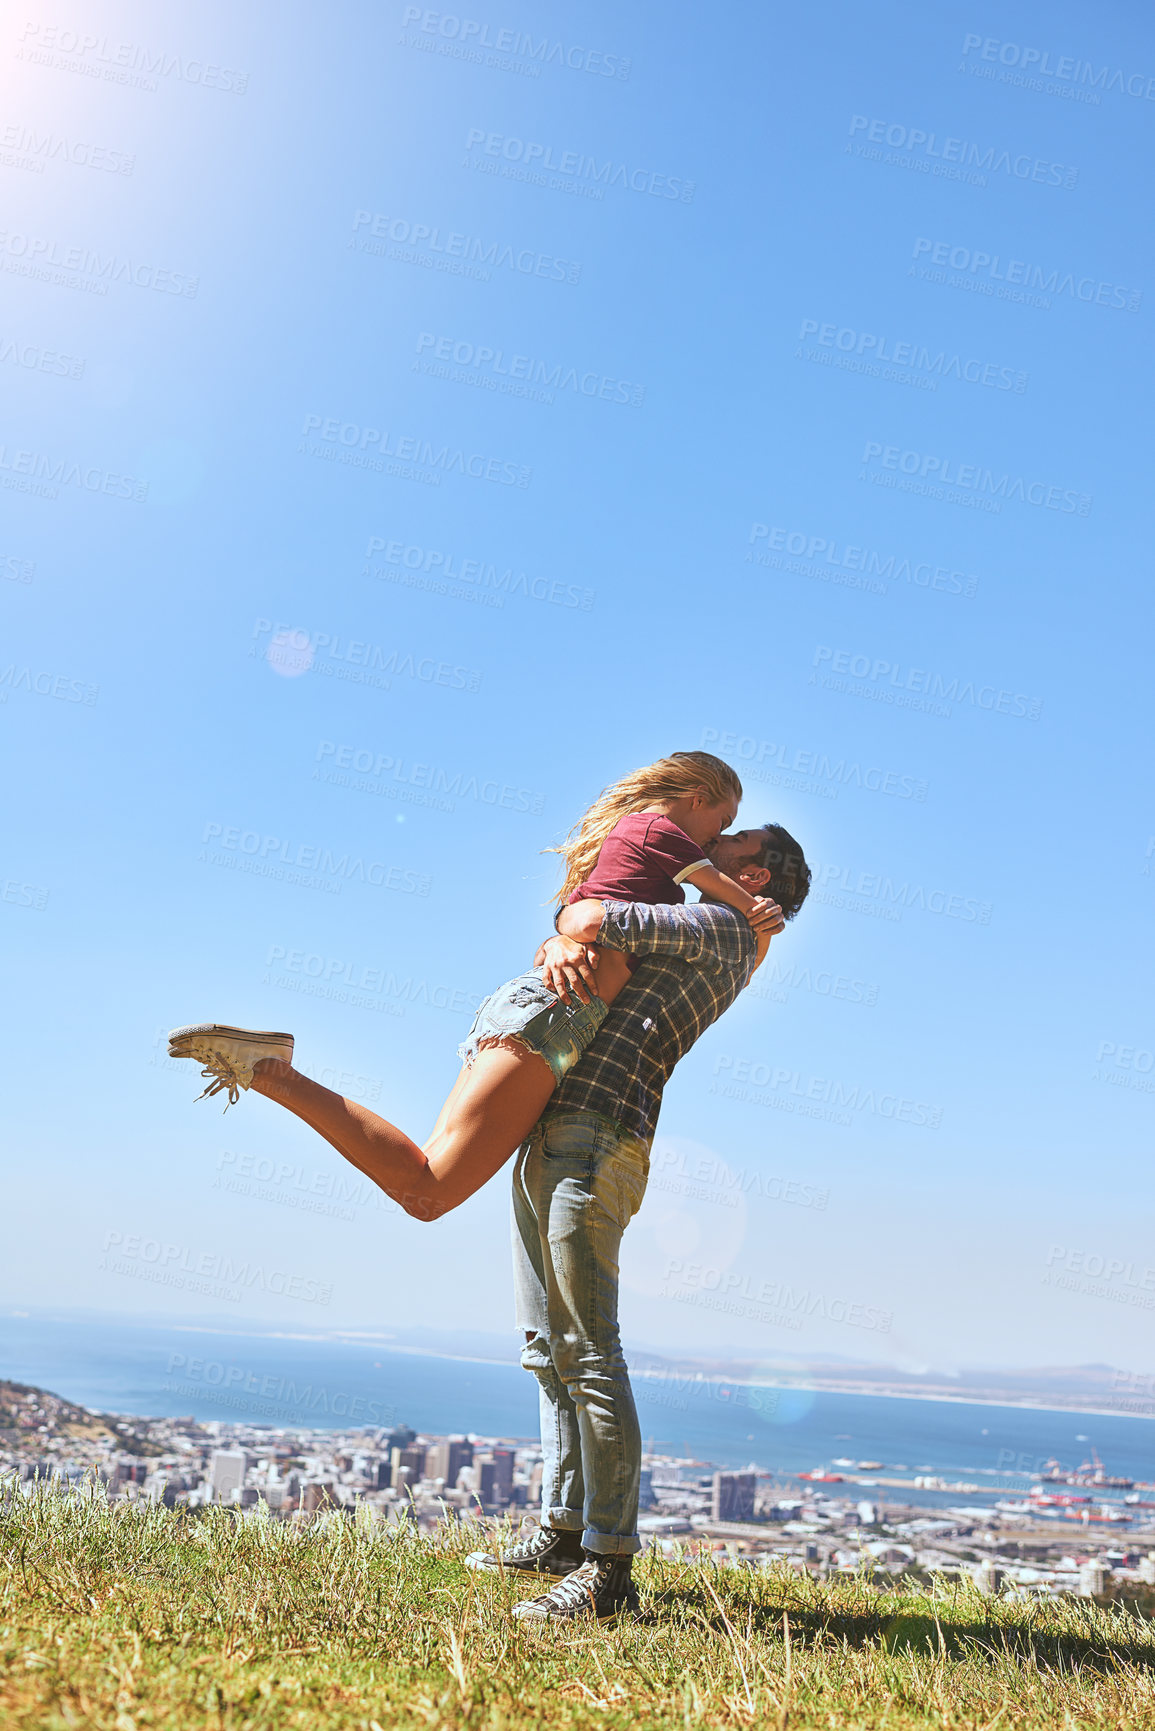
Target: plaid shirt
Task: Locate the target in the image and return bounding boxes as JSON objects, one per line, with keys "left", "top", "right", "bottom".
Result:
{"left": 545, "top": 899, "right": 757, "bottom": 1142}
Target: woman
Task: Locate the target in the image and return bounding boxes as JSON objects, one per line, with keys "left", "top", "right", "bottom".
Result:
{"left": 169, "top": 752, "right": 796, "bottom": 1220}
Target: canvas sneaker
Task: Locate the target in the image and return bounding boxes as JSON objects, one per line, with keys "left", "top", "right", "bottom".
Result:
{"left": 511, "top": 1554, "right": 639, "bottom": 1623}
{"left": 464, "top": 1525, "right": 585, "bottom": 1577}
{"left": 168, "top": 1023, "right": 294, "bottom": 1109}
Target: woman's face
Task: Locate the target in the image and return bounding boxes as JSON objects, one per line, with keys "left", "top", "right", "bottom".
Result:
{"left": 683, "top": 793, "right": 737, "bottom": 849}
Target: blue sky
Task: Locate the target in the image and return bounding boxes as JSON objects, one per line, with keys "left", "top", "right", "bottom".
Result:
{"left": 3, "top": 0, "right": 1153, "bottom": 1377}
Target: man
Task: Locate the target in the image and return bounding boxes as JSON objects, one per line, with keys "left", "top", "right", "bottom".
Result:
{"left": 466, "top": 823, "right": 810, "bottom": 1621}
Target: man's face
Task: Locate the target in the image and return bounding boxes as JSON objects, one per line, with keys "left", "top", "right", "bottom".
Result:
{"left": 708, "top": 827, "right": 765, "bottom": 883}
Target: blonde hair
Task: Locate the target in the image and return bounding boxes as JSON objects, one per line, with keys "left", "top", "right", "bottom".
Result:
{"left": 549, "top": 751, "right": 743, "bottom": 904}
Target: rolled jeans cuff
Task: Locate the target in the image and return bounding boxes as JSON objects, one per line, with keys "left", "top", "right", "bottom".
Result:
{"left": 547, "top": 1506, "right": 584, "bottom": 1533}
{"left": 582, "top": 1528, "right": 641, "bottom": 1556}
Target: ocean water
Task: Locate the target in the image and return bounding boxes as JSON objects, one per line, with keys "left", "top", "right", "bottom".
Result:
{"left": 4, "top": 1312, "right": 1152, "bottom": 1508}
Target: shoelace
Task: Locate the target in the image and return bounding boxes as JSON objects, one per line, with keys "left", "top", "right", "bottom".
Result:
{"left": 194, "top": 1054, "right": 243, "bottom": 1110}
{"left": 504, "top": 1530, "right": 557, "bottom": 1563}
{"left": 532, "top": 1561, "right": 604, "bottom": 1612}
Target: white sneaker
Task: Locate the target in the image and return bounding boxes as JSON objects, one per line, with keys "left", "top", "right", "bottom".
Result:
{"left": 168, "top": 1023, "right": 294, "bottom": 1109}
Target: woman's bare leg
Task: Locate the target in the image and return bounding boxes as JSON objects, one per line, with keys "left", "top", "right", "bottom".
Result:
{"left": 250, "top": 1045, "right": 556, "bottom": 1222}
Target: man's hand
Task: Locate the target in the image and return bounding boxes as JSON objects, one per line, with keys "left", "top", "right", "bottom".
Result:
{"left": 535, "top": 935, "right": 601, "bottom": 1006}
{"left": 745, "top": 895, "right": 786, "bottom": 937}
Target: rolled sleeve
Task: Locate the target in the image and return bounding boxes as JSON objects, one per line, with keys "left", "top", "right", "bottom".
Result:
{"left": 672, "top": 858, "right": 711, "bottom": 885}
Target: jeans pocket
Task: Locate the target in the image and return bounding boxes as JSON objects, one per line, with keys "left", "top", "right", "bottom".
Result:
{"left": 621, "top": 1159, "right": 648, "bottom": 1226}
{"left": 539, "top": 1116, "right": 602, "bottom": 1161}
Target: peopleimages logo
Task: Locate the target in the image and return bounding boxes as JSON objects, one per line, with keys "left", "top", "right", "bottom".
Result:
{"left": 315, "top": 740, "right": 546, "bottom": 815}
{"left": 300, "top": 413, "right": 530, "bottom": 489}
{"left": 0, "top": 442, "right": 147, "bottom": 502}
{"left": 265, "top": 944, "right": 482, "bottom": 1019}
{"left": 702, "top": 725, "right": 928, "bottom": 803}
{"left": 252, "top": 617, "right": 482, "bottom": 694}
{"left": 365, "top": 536, "right": 594, "bottom": 612}
{"left": 798, "top": 318, "right": 1026, "bottom": 393}
{"left": 200, "top": 823, "right": 431, "bottom": 896}
{"left": 810, "top": 859, "right": 992, "bottom": 925}
{"left": 960, "top": 34, "right": 1155, "bottom": 101}
{"left": 847, "top": 116, "right": 1077, "bottom": 188}
{"left": 0, "top": 228, "right": 198, "bottom": 297}
{"left": 748, "top": 524, "right": 978, "bottom": 598}
{"left": 352, "top": 210, "right": 582, "bottom": 285}
{"left": 812, "top": 645, "right": 1043, "bottom": 722}
{"left": 164, "top": 1354, "right": 394, "bottom": 1424}
{"left": 414, "top": 332, "right": 644, "bottom": 406}
{"left": 0, "top": 122, "right": 134, "bottom": 175}
{"left": 712, "top": 1055, "right": 943, "bottom": 1129}
{"left": 17, "top": 23, "right": 249, "bottom": 93}
{"left": 400, "top": 8, "right": 631, "bottom": 79}
{"left": 861, "top": 440, "right": 1092, "bottom": 517}
{"left": 911, "top": 238, "right": 1141, "bottom": 313}
{"left": 0, "top": 335, "right": 85, "bottom": 380}
{"left": 464, "top": 129, "right": 695, "bottom": 201}
{"left": 101, "top": 1232, "right": 331, "bottom": 1304}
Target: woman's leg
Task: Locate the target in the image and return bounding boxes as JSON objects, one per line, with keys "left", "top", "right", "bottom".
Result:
{"left": 250, "top": 1043, "right": 556, "bottom": 1222}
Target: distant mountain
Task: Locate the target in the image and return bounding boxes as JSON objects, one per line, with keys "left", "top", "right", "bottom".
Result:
{"left": 621, "top": 1350, "right": 1150, "bottom": 1413}
{"left": 0, "top": 1378, "right": 108, "bottom": 1439}
{"left": 0, "top": 1380, "right": 161, "bottom": 1454}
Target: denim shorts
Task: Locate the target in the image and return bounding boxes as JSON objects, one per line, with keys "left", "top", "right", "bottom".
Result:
{"left": 457, "top": 968, "right": 608, "bottom": 1085}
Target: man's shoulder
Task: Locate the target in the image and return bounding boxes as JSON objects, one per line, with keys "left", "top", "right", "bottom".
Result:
{"left": 640, "top": 900, "right": 754, "bottom": 970}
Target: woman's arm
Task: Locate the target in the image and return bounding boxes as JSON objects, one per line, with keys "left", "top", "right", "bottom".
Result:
{"left": 680, "top": 862, "right": 760, "bottom": 917}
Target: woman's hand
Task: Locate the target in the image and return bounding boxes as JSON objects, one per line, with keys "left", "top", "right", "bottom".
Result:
{"left": 535, "top": 935, "right": 601, "bottom": 1005}
{"left": 745, "top": 895, "right": 786, "bottom": 936}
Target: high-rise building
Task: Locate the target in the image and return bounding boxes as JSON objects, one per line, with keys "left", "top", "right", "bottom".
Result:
{"left": 425, "top": 1439, "right": 473, "bottom": 1487}
{"left": 209, "top": 1450, "right": 251, "bottom": 1503}
{"left": 711, "top": 1472, "right": 756, "bottom": 1522}
{"left": 638, "top": 1468, "right": 656, "bottom": 1509}
{"left": 1078, "top": 1560, "right": 1107, "bottom": 1598}
{"left": 491, "top": 1448, "right": 514, "bottom": 1504}
{"left": 391, "top": 1445, "right": 426, "bottom": 1480}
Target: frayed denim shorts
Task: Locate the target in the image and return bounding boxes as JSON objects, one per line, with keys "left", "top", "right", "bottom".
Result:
{"left": 457, "top": 968, "right": 608, "bottom": 1085}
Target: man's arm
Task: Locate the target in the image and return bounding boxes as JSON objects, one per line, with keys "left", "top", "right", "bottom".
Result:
{"left": 559, "top": 897, "right": 780, "bottom": 964}
{"left": 533, "top": 933, "right": 600, "bottom": 1005}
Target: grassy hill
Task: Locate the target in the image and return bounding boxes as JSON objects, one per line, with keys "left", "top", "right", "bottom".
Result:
{"left": 3, "top": 1482, "right": 1155, "bottom": 1729}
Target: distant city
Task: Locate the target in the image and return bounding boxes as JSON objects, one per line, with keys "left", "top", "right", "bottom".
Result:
{"left": 4, "top": 1378, "right": 1154, "bottom": 1603}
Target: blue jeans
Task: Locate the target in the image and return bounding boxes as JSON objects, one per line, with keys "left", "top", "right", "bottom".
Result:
{"left": 511, "top": 1110, "right": 650, "bottom": 1556}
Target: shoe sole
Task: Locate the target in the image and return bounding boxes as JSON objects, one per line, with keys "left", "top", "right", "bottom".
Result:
{"left": 465, "top": 1556, "right": 582, "bottom": 1578}
{"left": 168, "top": 1023, "right": 295, "bottom": 1066}
{"left": 169, "top": 1022, "right": 294, "bottom": 1048}
{"left": 513, "top": 1602, "right": 638, "bottom": 1624}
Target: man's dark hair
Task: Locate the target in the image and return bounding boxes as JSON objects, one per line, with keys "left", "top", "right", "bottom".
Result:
{"left": 752, "top": 823, "right": 811, "bottom": 921}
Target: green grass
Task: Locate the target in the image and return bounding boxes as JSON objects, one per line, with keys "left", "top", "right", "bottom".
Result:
{"left": 4, "top": 1484, "right": 1155, "bottom": 1729}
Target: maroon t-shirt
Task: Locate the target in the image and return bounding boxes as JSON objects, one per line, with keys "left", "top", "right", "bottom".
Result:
{"left": 568, "top": 813, "right": 710, "bottom": 907}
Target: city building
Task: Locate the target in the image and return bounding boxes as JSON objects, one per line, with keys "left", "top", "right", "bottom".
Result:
{"left": 711, "top": 1472, "right": 756, "bottom": 1522}
{"left": 425, "top": 1438, "right": 473, "bottom": 1487}
{"left": 208, "top": 1450, "right": 250, "bottom": 1503}
{"left": 391, "top": 1445, "right": 426, "bottom": 1480}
